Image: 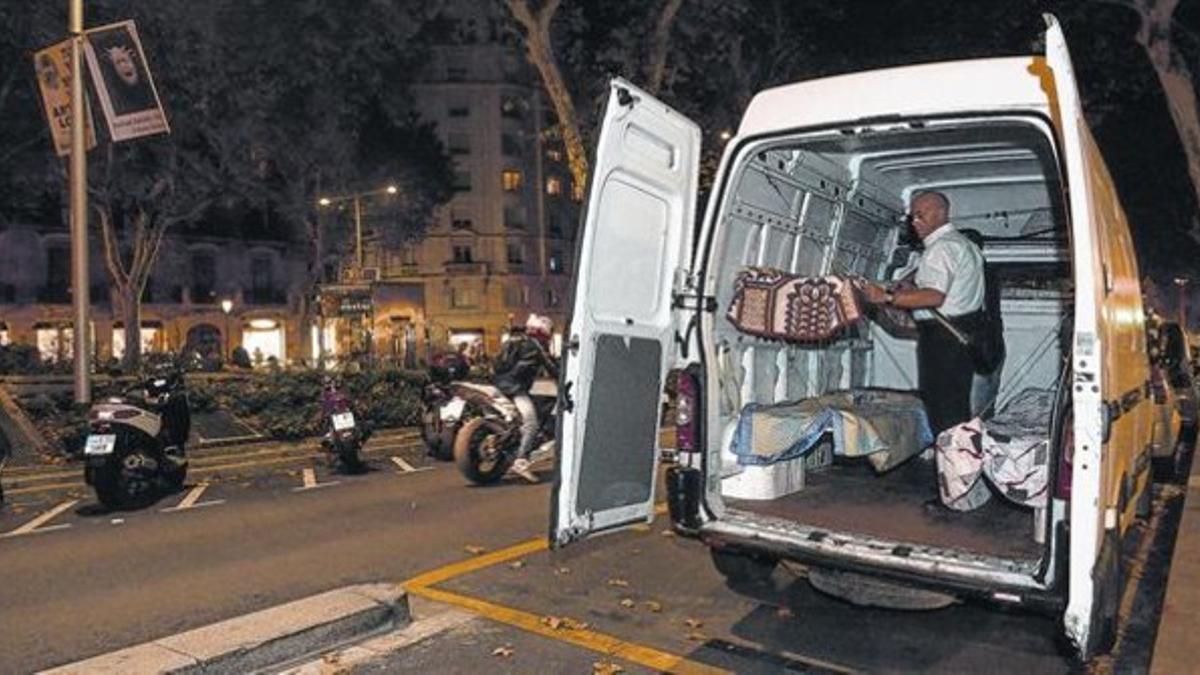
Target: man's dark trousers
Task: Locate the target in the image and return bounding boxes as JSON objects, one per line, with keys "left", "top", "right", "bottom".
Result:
{"left": 917, "top": 313, "right": 982, "bottom": 434}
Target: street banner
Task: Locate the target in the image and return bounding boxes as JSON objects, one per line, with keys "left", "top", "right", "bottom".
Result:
{"left": 32, "top": 38, "right": 97, "bottom": 157}
{"left": 82, "top": 20, "right": 170, "bottom": 142}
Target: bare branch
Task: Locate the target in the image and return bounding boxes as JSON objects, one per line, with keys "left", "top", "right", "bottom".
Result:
{"left": 645, "top": 0, "right": 685, "bottom": 95}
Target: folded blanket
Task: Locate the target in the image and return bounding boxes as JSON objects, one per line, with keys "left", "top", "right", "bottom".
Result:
{"left": 727, "top": 269, "right": 864, "bottom": 343}
{"left": 731, "top": 390, "right": 932, "bottom": 473}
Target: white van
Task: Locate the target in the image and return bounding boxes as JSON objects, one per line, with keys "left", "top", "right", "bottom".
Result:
{"left": 550, "top": 17, "right": 1154, "bottom": 659}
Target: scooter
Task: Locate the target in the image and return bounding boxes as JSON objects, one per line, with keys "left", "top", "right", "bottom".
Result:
{"left": 451, "top": 379, "right": 557, "bottom": 485}
{"left": 320, "top": 378, "right": 370, "bottom": 473}
{"left": 84, "top": 367, "right": 190, "bottom": 509}
{"left": 421, "top": 353, "right": 473, "bottom": 460}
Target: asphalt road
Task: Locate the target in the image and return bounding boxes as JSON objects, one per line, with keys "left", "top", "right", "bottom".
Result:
{"left": 0, "top": 437, "right": 1181, "bottom": 673}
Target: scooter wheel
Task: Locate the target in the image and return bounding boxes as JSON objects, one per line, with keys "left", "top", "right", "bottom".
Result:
{"left": 453, "top": 418, "right": 512, "bottom": 484}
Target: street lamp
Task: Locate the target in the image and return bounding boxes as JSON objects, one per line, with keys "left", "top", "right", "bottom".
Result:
{"left": 316, "top": 184, "right": 399, "bottom": 274}
{"left": 221, "top": 298, "right": 234, "bottom": 361}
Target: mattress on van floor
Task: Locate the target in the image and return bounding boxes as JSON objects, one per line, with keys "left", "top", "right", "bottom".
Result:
{"left": 731, "top": 390, "right": 933, "bottom": 473}
{"left": 935, "top": 388, "right": 1054, "bottom": 511}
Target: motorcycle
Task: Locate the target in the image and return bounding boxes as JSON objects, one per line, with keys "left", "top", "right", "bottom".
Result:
{"left": 320, "top": 378, "right": 370, "bottom": 473}
{"left": 452, "top": 378, "right": 557, "bottom": 484}
{"left": 421, "top": 352, "right": 473, "bottom": 461}
{"left": 84, "top": 367, "right": 190, "bottom": 508}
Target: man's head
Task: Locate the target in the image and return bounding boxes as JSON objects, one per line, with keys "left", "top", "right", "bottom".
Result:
{"left": 909, "top": 191, "right": 950, "bottom": 240}
{"left": 105, "top": 45, "right": 139, "bottom": 86}
{"left": 524, "top": 313, "right": 553, "bottom": 345}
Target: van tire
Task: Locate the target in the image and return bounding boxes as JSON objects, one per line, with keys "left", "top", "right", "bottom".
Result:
{"left": 711, "top": 549, "right": 777, "bottom": 584}
{"left": 1081, "top": 529, "right": 1122, "bottom": 660}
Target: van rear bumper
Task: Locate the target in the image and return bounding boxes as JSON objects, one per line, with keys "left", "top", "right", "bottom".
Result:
{"left": 698, "top": 509, "right": 1065, "bottom": 615}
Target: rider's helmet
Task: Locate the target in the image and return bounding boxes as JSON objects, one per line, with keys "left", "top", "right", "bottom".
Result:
{"left": 525, "top": 313, "right": 553, "bottom": 342}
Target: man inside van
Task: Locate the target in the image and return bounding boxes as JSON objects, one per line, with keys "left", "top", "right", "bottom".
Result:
{"left": 860, "top": 190, "right": 986, "bottom": 436}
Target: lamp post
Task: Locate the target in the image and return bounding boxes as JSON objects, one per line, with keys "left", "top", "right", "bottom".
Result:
{"left": 317, "top": 184, "right": 398, "bottom": 276}
{"left": 69, "top": 0, "right": 90, "bottom": 403}
{"left": 221, "top": 298, "right": 234, "bottom": 362}
{"left": 1175, "top": 277, "right": 1190, "bottom": 329}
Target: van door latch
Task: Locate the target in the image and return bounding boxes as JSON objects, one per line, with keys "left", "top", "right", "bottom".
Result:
{"left": 672, "top": 293, "right": 718, "bottom": 312}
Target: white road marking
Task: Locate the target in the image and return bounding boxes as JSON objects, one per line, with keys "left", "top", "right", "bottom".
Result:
{"left": 292, "top": 467, "right": 339, "bottom": 492}
{"left": 161, "top": 483, "right": 225, "bottom": 512}
{"left": 1, "top": 499, "right": 79, "bottom": 539}
{"left": 391, "top": 456, "right": 434, "bottom": 474}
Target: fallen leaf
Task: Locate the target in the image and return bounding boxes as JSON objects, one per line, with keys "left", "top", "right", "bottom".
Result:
{"left": 631, "top": 524, "right": 651, "bottom": 532}
{"left": 464, "top": 545, "right": 487, "bottom": 555}
{"left": 619, "top": 598, "right": 635, "bottom": 609}
{"left": 685, "top": 630, "right": 708, "bottom": 642}
{"left": 661, "top": 529, "right": 676, "bottom": 537}
{"left": 554, "top": 566, "right": 572, "bottom": 575}
{"left": 684, "top": 618, "right": 704, "bottom": 629}
{"left": 776, "top": 607, "right": 794, "bottom": 619}
{"left": 593, "top": 661, "right": 625, "bottom": 674}
{"left": 643, "top": 600, "right": 663, "bottom": 613}
{"left": 541, "top": 615, "right": 589, "bottom": 631}
{"left": 607, "top": 578, "right": 629, "bottom": 587}
{"left": 492, "top": 645, "right": 515, "bottom": 658}
{"left": 508, "top": 560, "right": 526, "bottom": 569}
{"left": 542, "top": 615, "right": 564, "bottom": 630}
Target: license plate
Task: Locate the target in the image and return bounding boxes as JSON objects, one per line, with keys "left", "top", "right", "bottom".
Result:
{"left": 332, "top": 412, "right": 355, "bottom": 431}
{"left": 440, "top": 398, "right": 466, "bottom": 422}
{"left": 85, "top": 434, "right": 116, "bottom": 456}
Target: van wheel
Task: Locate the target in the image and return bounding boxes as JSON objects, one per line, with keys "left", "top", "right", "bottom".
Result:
{"left": 1081, "top": 530, "right": 1122, "bottom": 660}
{"left": 711, "top": 549, "right": 777, "bottom": 584}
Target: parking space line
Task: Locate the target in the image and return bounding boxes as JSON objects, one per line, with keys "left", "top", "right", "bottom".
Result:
{"left": 400, "top": 504, "right": 730, "bottom": 675}
{"left": 161, "top": 483, "right": 225, "bottom": 512}
{"left": 390, "top": 456, "right": 434, "bottom": 475}
{"left": 1, "top": 499, "right": 79, "bottom": 539}
{"left": 292, "top": 467, "right": 339, "bottom": 492}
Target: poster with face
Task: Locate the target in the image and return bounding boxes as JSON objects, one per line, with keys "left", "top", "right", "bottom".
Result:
{"left": 82, "top": 20, "right": 170, "bottom": 142}
{"left": 31, "top": 38, "right": 97, "bottom": 156}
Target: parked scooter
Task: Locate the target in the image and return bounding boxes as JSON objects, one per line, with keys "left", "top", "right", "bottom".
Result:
{"left": 320, "top": 377, "right": 370, "bottom": 473}
{"left": 421, "top": 352, "right": 473, "bottom": 461}
{"left": 84, "top": 366, "right": 190, "bottom": 508}
{"left": 451, "top": 378, "right": 556, "bottom": 484}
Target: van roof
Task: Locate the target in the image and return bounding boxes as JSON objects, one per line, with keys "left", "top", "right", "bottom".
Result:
{"left": 739, "top": 56, "right": 1056, "bottom": 137}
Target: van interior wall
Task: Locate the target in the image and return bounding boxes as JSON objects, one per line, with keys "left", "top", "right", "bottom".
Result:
{"left": 707, "top": 122, "right": 1070, "bottom": 558}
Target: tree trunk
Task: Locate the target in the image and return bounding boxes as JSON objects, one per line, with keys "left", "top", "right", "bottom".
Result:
{"left": 120, "top": 287, "right": 141, "bottom": 371}
{"left": 1134, "top": 0, "right": 1200, "bottom": 232}
{"left": 506, "top": 0, "right": 590, "bottom": 200}
{"left": 644, "top": 0, "right": 685, "bottom": 96}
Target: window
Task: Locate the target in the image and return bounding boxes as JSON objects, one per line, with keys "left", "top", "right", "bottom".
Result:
{"left": 546, "top": 148, "right": 563, "bottom": 162}
{"left": 451, "top": 209, "right": 474, "bottom": 230}
{"left": 452, "top": 245, "right": 474, "bottom": 264}
{"left": 504, "top": 284, "right": 529, "bottom": 308}
{"left": 501, "top": 169, "right": 523, "bottom": 192}
{"left": 506, "top": 242, "right": 524, "bottom": 266}
{"left": 446, "top": 55, "right": 468, "bottom": 81}
{"left": 500, "top": 96, "right": 524, "bottom": 120}
{"left": 503, "top": 205, "right": 526, "bottom": 229}
{"left": 548, "top": 215, "right": 564, "bottom": 236}
{"left": 447, "top": 101, "right": 470, "bottom": 118}
{"left": 545, "top": 288, "right": 560, "bottom": 307}
{"left": 191, "top": 251, "right": 217, "bottom": 303}
{"left": 549, "top": 249, "right": 565, "bottom": 274}
{"left": 251, "top": 255, "right": 273, "bottom": 294}
{"left": 450, "top": 286, "right": 478, "bottom": 308}
{"left": 448, "top": 132, "right": 471, "bottom": 155}
{"left": 402, "top": 247, "right": 417, "bottom": 266}
{"left": 46, "top": 246, "right": 69, "bottom": 287}
{"left": 501, "top": 133, "right": 523, "bottom": 157}
{"left": 452, "top": 169, "right": 472, "bottom": 192}
{"left": 545, "top": 177, "right": 562, "bottom": 196}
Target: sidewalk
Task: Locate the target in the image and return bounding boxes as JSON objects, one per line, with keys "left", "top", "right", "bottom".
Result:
{"left": 1151, "top": 453, "right": 1200, "bottom": 674}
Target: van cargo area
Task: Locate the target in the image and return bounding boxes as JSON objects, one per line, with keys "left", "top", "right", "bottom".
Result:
{"left": 705, "top": 117, "right": 1071, "bottom": 572}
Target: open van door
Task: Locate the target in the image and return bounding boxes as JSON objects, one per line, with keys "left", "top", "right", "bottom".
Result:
{"left": 550, "top": 79, "right": 700, "bottom": 548}
{"left": 1044, "top": 14, "right": 1110, "bottom": 656}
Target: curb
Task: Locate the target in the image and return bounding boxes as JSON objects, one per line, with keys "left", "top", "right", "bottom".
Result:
{"left": 40, "top": 584, "right": 409, "bottom": 675}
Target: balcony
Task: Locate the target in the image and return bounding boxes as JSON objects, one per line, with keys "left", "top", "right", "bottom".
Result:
{"left": 392, "top": 263, "right": 421, "bottom": 277}
{"left": 245, "top": 288, "right": 288, "bottom": 305}
{"left": 191, "top": 286, "right": 219, "bottom": 305}
{"left": 37, "top": 286, "right": 71, "bottom": 304}
{"left": 143, "top": 285, "right": 183, "bottom": 304}
{"left": 444, "top": 261, "right": 490, "bottom": 277}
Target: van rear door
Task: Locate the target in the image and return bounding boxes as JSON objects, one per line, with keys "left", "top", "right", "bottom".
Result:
{"left": 1044, "top": 14, "right": 1108, "bottom": 654}
{"left": 550, "top": 79, "right": 700, "bottom": 548}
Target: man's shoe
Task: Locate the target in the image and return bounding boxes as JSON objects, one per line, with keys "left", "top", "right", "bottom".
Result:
{"left": 511, "top": 457, "right": 539, "bottom": 483}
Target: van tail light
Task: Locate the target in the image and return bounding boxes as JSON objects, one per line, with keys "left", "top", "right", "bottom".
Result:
{"left": 1055, "top": 410, "right": 1074, "bottom": 500}
{"left": 675, "top": 367, "right": 701, "bottom": 453}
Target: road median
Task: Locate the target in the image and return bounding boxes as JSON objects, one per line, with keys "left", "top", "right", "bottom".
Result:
{"left": 39, "top": 583, "right": 408, "bottom": 674}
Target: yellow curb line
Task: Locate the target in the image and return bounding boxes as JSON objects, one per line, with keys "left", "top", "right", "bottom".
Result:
{"left": 402, "top": 503, "right": 728, "bottom": 675}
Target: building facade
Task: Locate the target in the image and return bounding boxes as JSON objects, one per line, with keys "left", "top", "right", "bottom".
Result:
{"left": 321, "top": 38, "right": 578, "bottom": 364}
{"left": 0, "top": 223, "right": 305, "bottom": 365}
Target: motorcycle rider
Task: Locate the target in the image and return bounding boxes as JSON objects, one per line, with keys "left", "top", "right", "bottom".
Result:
{"left": 493, "top": 313, "right": 559, "bottom": 483}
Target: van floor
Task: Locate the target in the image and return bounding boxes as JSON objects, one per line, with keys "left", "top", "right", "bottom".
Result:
{"left": 727, "top": 457, "right": 1043, "bottom": 561}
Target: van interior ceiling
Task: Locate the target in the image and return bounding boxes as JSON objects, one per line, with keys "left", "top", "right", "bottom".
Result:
{"left": 706, "top": 117, "right": 1072, "bottom": 566}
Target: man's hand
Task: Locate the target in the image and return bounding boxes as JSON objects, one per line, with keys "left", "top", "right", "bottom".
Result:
{"left": 858, "top": 281, "right": 889, "bottom": 305}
